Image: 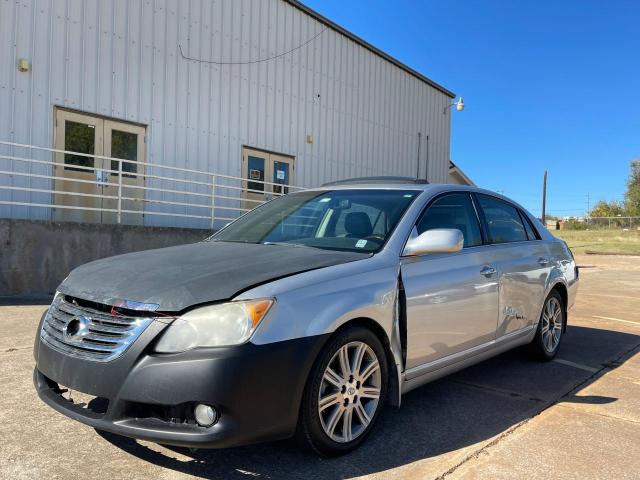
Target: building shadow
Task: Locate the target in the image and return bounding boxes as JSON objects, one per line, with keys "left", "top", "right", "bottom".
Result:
{"left": 98, "top": 325, "right": 639, "bottom": 480}
{"left": 0, "top": 294, "right": 53, "bottom": 306}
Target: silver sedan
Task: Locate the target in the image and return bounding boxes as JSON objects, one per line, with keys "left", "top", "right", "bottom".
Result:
{"left": 34, "top": 179, "right": 578, "bottom": 457}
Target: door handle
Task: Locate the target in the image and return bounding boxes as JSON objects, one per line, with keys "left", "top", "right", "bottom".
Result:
{"left": 480, "top": 266, "right": 497, "bottom": 277}
{"left": 538, "top": 257, "right": 550, "bottom": 266}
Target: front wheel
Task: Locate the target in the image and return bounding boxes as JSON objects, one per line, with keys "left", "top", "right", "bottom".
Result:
{"left": 529, "top": 290, "right": 565, "bottom": 360}
{"left": 297, "top": 325, "right": 388, "bottom": 457}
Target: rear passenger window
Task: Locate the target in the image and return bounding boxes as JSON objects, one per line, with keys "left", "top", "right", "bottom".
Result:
{"left": 478, "top": 195, "right": 527, "bottom": 243}
{"left": 416, "top": 193, "right": 482, "bottom": 247}
{"left": 520, "top": 211, "right": 540, "bottom": 240}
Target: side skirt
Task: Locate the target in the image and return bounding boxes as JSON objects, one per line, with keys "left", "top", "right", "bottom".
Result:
{"left": 401, "top": 325, "right": 536, "bottom": 395}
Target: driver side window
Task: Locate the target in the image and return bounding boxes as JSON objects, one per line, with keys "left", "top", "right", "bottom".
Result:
{"left": 416, "top": 193, "right": 483, "bottom": 248}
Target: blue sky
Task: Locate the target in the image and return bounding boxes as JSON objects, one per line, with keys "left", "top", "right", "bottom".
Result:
{"left": 302, "top": 0, "right": 640, "bottom": 217}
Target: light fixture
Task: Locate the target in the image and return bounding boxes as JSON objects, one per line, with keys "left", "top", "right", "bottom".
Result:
{"left": 17, "top": 58, "right": 30, "bottom": 72}
{"left": 443, "top": 97, "right": 464, "bottom": 114}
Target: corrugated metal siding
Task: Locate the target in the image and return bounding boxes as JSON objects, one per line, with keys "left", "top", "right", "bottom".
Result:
{"left": 0, "top": 0, "right": 452, "bottom": 227}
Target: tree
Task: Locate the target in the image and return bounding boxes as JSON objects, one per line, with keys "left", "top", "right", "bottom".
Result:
{"left": 625, "top": 158, "right": 640, "bottom": 216}
{"left": 589, "top": 199, "right": 625, "bottom": 217}
{"left": 589, "top": 158, "right": 640, "bottom": 218}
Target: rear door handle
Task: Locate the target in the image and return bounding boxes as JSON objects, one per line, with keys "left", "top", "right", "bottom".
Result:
{"left": 480, "top": 266, "right": 497, "bottom": 277}
{"left": 538, "top": 257, "right": 550, "bottom": 266}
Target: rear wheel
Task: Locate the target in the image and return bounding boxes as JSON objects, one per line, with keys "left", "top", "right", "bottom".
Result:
{"left": 529, "top": 290, "right": 565, "bottom": 360}
{"left": 297, "top": 325, "right": 388, "bottom": 456}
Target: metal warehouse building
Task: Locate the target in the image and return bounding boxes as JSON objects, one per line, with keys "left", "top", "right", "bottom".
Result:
{"left": 0, "top": 0, "right": 458, "bottom": 229}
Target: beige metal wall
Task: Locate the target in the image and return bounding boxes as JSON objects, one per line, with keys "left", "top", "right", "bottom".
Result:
{"left": 0, "top": 0, "right": 453, "bottom": 227}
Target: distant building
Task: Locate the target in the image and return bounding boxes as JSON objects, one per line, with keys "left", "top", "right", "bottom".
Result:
{"left": 546, "top": 219, "right": 561, "bottom": 230}
{"left": 448, "top": 161, "right": 475, "bottom": 186}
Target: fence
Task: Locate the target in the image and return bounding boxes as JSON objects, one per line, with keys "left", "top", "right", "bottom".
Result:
{"left": 561, "top": 216, "right": 640, "bottom": 230}
{"left": 582, "top": 217, "right": 640, "bottom": 230}
{"left": 0, "top": 140, "right": 304, "bottom": 230}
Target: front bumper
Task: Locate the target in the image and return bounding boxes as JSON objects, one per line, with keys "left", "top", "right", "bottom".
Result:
{"left": 34, "top": 317, "right": 328, "bottom": 448}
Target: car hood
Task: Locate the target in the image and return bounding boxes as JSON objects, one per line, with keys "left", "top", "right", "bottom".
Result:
{"left": 58, "top": 241, "right": 368, "bottom": 312}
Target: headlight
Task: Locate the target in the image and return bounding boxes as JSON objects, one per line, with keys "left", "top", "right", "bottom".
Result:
{"left": 154, "top": 299, "right": 274, "bottom": 353}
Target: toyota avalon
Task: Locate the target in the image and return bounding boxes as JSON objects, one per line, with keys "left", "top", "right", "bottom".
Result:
{"left": 34, "top": 179, "right": 578, "bottom": 456}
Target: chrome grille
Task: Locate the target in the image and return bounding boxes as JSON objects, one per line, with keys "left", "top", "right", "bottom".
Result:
{"left": 40, "top": 294, "right": 154, "bottom": 362}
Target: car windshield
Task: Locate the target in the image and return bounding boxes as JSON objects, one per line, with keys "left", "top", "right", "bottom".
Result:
{"left": 212, "top": 189, "right": 420, "bottom": 253}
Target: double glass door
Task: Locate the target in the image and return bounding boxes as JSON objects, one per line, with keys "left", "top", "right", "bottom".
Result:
{"left": 53, "top": 108, "right": 145, "bottom": 224}
{"left": 242, "top": 147, "right": 294, "bottom": 210}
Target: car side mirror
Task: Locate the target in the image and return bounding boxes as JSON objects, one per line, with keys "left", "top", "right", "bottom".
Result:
{"left": 402, "top": 228, "right": 464, "bottom": 256}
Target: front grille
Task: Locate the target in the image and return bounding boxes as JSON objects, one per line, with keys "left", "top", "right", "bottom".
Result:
{"left": 40, "top": 294, "right": 154, "bottom": 362}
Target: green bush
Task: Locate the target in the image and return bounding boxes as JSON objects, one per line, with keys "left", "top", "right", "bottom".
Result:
{"left": 562, "top": 219, "right": 589, "bottom": 230}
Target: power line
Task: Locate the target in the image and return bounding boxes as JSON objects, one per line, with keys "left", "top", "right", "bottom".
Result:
{"left": 178, "top": 28, "right": 328, "bottom": 65}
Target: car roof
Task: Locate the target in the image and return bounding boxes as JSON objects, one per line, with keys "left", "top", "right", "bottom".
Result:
{"left": 301, "top": 183, "right": 538, "bottom": 219}
{"left": 307, "top": 182, "right": 476, "bottom": 193}
{"left": 321, "top": 176, "right": 430, "bottom": 186}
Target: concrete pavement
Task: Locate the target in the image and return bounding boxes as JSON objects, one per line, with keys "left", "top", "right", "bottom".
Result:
{"left": 1, "top": 254, "right": 638, "bottom": 479}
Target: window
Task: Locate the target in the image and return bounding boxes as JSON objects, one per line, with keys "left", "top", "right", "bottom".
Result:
{"left": 416, "top": 193, "right": 482, "bottom": 248}
{"left": 247, "top": 155, "right": 266, "bottom": 192}
{"left": 63, "top": 120, "right": 96, "bottom": 171}
{"left": 110, "top": 129, "right": 139, "bottom": 177}
{"left": 214, "top": 189, "right": 419, "bottom": 253}
{"left": 477, "top": 195, "right": 527, "bottom": 243}
{"left": 520, "top": 211, "right": 540, "bottom": 240}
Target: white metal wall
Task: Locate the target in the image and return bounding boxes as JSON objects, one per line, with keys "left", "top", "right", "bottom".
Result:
{"left": 0, "top": 0, "right": 452, "bottom": 227}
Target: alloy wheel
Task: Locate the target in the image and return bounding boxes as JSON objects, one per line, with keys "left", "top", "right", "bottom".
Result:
{"left": 318, "top": 341, "right": 382, "bottom": 443}
{"left": 541, "top": 296, "right": 562, "bottom": 353}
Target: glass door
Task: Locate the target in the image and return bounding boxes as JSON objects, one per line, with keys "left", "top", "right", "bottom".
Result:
{"left": 53, "top": 109, "right": 104, "bottom": 223}
{"left": 271, "top": 155, "right": 293, "bottom": 195}
{"left": 242, "top": 147, "right": 269, "bottom": 210}
{"left": 241, "top": 147, "right": 295, "bottom": 211}
{"left": 102, "top": 120, "right": 146, "bottom": 225}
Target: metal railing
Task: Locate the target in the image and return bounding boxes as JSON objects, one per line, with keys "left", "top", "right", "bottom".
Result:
{"left": 0, "top": 140, "right": 303, "bottom": 229}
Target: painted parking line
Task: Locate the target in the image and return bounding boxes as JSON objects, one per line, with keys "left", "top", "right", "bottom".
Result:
{"left": 592, "top": 315, "right": 640, "bottom": 326}
{"left": 552, "top": 358, "right": 599, "bottom": 373}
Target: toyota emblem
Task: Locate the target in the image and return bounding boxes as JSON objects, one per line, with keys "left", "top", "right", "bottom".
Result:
{"left": 63, "top": 315, "right": 91, "bottom": 342}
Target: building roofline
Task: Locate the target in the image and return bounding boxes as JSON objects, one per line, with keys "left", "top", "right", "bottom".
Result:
{"left": 283, "top": 0, "right": 456, "bottom": 98}
{"left": 449, "top": 160, "right": 476, "bottom": 186}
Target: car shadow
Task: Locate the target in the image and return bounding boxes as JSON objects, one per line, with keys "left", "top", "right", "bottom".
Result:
{"left": 98, "top": 325, "right": 639, "bottom": 480}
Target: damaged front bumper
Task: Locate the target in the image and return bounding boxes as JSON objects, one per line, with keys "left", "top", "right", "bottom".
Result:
{"left": 33, "top": 311, "right": 328, "bottom": 448}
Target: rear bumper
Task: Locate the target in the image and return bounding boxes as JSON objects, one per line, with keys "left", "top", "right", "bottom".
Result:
{"left": 34, "top": 327, "right": 328, "bottom": 448}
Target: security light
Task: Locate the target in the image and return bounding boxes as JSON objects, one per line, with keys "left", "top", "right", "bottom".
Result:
{"left": 444, "top": 97, "right": 464, "bottom": 114}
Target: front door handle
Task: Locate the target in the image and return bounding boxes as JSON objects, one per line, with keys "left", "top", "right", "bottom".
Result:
{"left": 480, "top": 266, "right": 497, "bottom": 277}
{"left": 538, "top": 257, "right": 550, "bottom": 266}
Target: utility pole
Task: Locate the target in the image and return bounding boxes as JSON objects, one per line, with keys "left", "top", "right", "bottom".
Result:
{"left": 586, "top": 192, "right": 590, "bottom": 225}
{"left": 541, "top": 170, "right": 547, "bottom": 222}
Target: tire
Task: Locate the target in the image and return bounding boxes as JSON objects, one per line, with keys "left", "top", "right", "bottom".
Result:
{"left": 296, "top": 325, "right": 388, "bottom": 457}
{"left": 529, "top": 290, "right": 565, "bottom": 361}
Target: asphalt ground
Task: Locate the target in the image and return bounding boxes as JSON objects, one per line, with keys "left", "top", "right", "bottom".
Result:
{"left": 1, "top": 254, "right": 638, "bottom": 479}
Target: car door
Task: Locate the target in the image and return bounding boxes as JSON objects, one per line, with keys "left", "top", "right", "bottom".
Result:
{"left": 401, "top": 193, "right": 500, "bottom": 372}
{"left": 475, "top": 194, "right": 551, "bottom": 337}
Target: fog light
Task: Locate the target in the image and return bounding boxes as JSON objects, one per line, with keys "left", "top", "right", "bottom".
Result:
{"left": 194, "top": 404, "right": 218, "bottom": 427}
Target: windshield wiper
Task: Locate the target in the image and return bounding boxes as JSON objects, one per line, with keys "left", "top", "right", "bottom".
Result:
{"left": 261, "top": 241, "right": 318, "bottom": 249}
